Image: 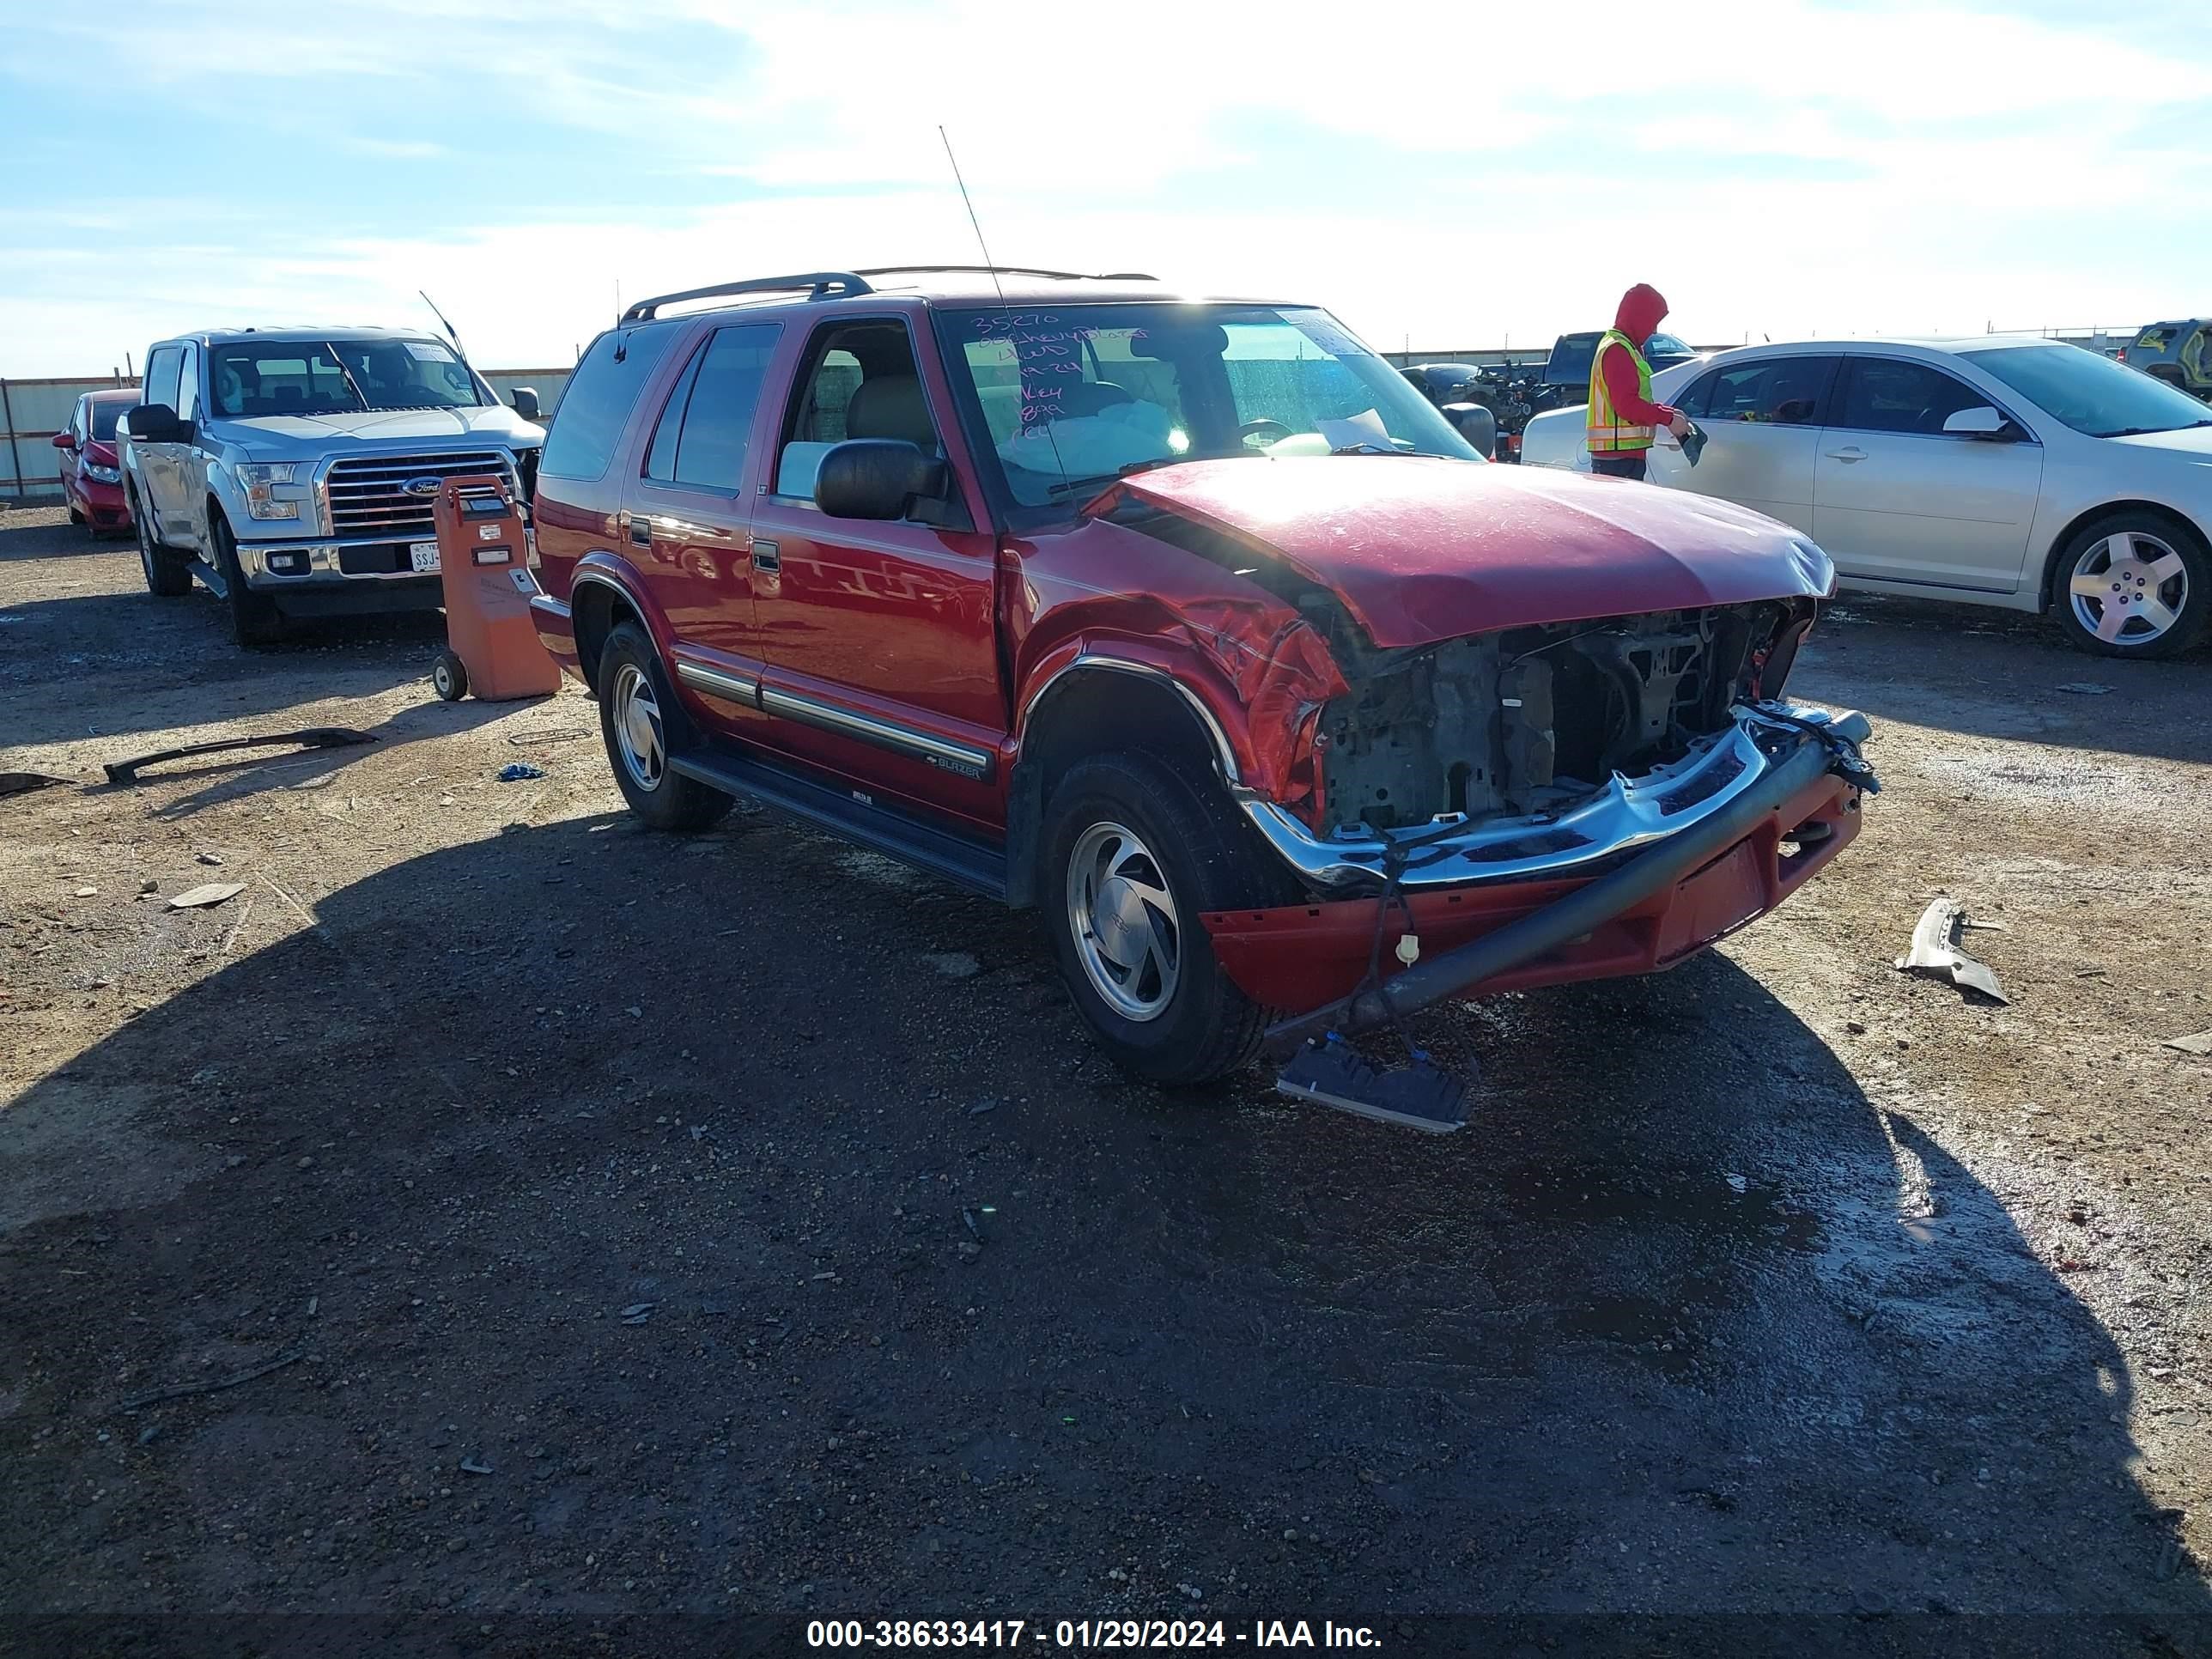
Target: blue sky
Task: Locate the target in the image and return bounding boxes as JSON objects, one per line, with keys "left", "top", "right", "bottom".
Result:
{"left": 4, "top": 0, "right": 2210, "bottom": 377}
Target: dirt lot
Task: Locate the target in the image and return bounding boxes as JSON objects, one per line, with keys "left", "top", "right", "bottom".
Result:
{"left": 3, "top": 502, "right": 2209, "bottom": 1652}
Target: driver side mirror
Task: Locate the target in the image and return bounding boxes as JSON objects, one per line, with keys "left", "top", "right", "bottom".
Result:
{"left": 1943, "top": 405, "right": 2012, "bottom": 440}
{"left": 51, "top": 431, "right": 76, "bottom": 451}
{"left": 507, "top": 386, "right": 541, "bottom": 422}
{"left": 815, "top": 439, "right": 948, "bottom": 522}
{"left": 127, "top": 404, "right": 191, "bottom": 446}
{"left": 1443, "top": 402, "right": 1497, "bottom": 459}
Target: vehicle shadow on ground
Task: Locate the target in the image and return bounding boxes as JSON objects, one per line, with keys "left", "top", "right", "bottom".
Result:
{"left": 0, "top": 583, "right": 452, "bottom": 752}
{"left": 92, "top": 695, "right": 525, "bottom": 822}
{"left": 0, "top": 813, "right": 2204, "bottom": 1646}
{"left": 0, "top": 518, "right": 130, "bottom": 562}
{"left": 1800, "top": 595, "right": 2212, "bottom": 767}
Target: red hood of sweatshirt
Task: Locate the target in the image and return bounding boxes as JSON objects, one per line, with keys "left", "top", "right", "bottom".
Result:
{"left": 1615, "top": 283, "right": 1669, "bottom": 345}
{"left": 1100, "top": 456, "right": 1836, "bottom": 648}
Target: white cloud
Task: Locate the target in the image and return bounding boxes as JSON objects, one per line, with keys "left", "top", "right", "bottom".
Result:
{"left": 4, "top": 0, "right": 2209, "bottom": 374}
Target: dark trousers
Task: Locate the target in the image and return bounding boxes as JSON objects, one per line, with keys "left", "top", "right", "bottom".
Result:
{"left": 1591, "top": 453, "right": 1648, "bottom": 481}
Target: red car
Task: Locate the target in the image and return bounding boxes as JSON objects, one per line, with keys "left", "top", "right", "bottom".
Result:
{"left": 527, "top": 269, "right": 1876, "bottom": 1112}
{"left": 53, "top": 387, "right": 140, "bottom": 535}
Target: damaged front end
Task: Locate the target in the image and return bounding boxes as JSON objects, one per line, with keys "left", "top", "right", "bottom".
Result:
{"left": 1202, "top": 597, "right": 1877, "bottom": 1029}
{"left": 1243, "top": 597, "right": 1844, "bottom": 890}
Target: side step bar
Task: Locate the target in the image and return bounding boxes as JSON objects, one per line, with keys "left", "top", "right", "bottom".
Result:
{"left": 669, "top": 743, "right": 1008, "bottom": 902}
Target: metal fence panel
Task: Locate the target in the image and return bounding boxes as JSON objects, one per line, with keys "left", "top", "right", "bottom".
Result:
{"left": 2, "top": 368, "right": 574, "bottom": 500}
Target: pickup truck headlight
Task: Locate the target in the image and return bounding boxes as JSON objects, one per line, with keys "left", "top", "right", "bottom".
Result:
{"left": 83, "top": 462, "right": 122, "bottom": 484}
{"left": 234, "top": 462, "right": 301, "bottom": 521}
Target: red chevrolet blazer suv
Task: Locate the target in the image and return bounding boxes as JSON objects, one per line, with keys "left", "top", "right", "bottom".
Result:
{"left": 526, "top": 268, "right": 1876, "bottom": 1103}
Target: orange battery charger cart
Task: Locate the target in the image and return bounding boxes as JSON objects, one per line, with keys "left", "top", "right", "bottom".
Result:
{"left": 428, "top": 475, "right": 562, "bottom": 702}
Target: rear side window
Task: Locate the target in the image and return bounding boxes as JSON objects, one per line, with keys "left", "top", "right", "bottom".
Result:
{"left": 643, "top": 324, "right": 781, "bottom": 492}
{"left": 175, "top": 344, "right": 201, "bottom": 422}
{"left": 1702, "top": 356, "right": 1834, "bottom": 425}
{"left": 2135, "top": 326, "right": 2176, "bottom": 352}
{"left": 540, "top": 325, "right": 679, "bottom": 482}
{"left": 1831, "top": 358, "right": 1989, "bottom": 436}
{"left": 143, "top": 346, "right": 183, "bottom": 412}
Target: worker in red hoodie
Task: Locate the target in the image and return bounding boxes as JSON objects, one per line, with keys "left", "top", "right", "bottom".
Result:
{"left": 1586, "top": 283, "right": 1691, "bottom": 481}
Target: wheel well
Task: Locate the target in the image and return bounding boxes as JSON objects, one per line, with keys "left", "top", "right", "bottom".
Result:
{"left": 570, "top": 579, "right": 641, "bottom": 693}
{"left": 2039, "top": 501, "right": 2209, "bottom": 611}
{"left": 1004, "top": 667, "right": 1230, "bottom": 909}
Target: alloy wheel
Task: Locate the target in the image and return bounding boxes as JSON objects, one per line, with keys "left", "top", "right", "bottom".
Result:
{"left": 1066, "top": 820, "right": 1181, "bottom": 1022}
{"left": 611, "top": 662, "right": 665, "bottom": 790}
{"left": 2069, "top": 530, "right": 2191, "bottom": 647}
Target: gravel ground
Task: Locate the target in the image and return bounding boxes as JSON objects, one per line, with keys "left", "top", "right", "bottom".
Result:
{"left": 3, "top": 503, "right": 2209, "bottom": 1654}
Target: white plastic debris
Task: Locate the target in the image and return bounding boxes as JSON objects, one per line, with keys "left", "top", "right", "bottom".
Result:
{"left": 1896, "top": 898, "right": 2008, "bottom": 1004}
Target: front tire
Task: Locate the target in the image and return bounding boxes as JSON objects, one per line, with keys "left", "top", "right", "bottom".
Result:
{"left": 1042, "top": 750, "right": 1293, "bottom": 1087}
{"left": 594, "top": 621, "right": 732, "bottom": 831}
{"left": 134, "top": 490, "right": 192, "bottom": 597}
{"left": 207, "top": 510, "right": 286, "bottom": 648}
{"left": 2052, "top": 513, "right": 2208, "bottom": 659}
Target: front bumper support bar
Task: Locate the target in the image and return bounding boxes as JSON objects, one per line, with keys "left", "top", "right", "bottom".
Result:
{"left": 1265, "top": 726, "right": 1859, "bottom": 1046}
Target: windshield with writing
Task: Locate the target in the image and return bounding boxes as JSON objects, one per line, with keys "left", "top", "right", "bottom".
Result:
{"left": 935, "top": 305, "right": 1477, "bottom": 508}
{"left": 210, "top": 338, "right": 484, "bottom": 418}
{"left": 1960, "top": 343, "right": 2212, "bottom": 439}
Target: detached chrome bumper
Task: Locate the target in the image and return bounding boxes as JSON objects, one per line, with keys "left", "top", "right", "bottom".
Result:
{"left": 1242, "top": 702, "right": 1871, "bottom": 890}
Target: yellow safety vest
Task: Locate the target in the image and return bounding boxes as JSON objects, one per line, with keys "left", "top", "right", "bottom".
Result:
{"left": 1587, "top": 329, "right": 1656, "bottom": 454}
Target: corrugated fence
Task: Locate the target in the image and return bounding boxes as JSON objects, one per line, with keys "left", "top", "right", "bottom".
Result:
{"left": 1, "top": 368, "right": 573, "bottom": 501}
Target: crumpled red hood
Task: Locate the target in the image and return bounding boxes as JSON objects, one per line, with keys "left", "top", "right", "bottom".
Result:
{"left": 85, "top": 439, "right": 118, "bottom": 466}
{"left": 1103, "top": 457, "right": 1834, "bottom": 648}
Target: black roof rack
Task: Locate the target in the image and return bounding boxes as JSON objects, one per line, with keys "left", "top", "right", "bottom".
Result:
{"left": 620, "top": 271, "right": 873, "bottom": 324}
{"left": 619, "top": 266, "right": 1164, "bottom": 324}
{"left": 852, "top": 265, "right": 1159, "bottom": 283}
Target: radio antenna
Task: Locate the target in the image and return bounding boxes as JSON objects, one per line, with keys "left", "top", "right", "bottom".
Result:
{"left": 938, "top": 125, "right": 1067, "bottom": 491}
{"left": 419, "top": 289, "right": 469, "bottom": 361}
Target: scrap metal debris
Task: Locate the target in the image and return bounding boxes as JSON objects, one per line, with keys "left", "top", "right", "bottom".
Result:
{"left": 101, "top": 726, "right": 375, "bottom": 786}
{"left": 2164, "top": 1030, "right": 2212, "bottom": 1057}
{"left": 168, "top": 883, "right": 246, "bottom": 911}
{"left": 1896, "top": 897, "right": 2008, "bottom": 1004}
{"left": 0, "top": 770, "right": 74, "bottom": 799}
{"left": 118, "top": 1347, "right": 305, "bottom": 1412}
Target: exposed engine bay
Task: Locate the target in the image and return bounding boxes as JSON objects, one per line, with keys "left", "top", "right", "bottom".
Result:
{"left": 1306, "top": 600, "right": 1814, "bottom": 836}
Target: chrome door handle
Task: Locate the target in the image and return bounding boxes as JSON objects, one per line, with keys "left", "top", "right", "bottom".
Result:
{"left": 629, "top": 516, "right": 653, "bottom": 547}
{"left": 752, "top": 539, "right": 780, "bottom": 573}
{"left": 1825, "top": 447, "right": 1868, "bottom": 462}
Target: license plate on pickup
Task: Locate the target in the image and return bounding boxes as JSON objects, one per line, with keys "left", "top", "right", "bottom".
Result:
{"left": 409, "top": 540, "right": 441, "bottom": 573}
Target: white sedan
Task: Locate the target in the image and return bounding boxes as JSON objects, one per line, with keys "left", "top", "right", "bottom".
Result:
{"left": 1519, "top": 336, "right": 2212, "bottom": 657}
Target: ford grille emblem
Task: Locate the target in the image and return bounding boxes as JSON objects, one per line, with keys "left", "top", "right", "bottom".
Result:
{"left": 402, "top": 477, "right": 442, "bottom": 497}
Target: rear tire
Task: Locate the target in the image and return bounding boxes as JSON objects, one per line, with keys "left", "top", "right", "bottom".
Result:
{"left": 134, "top": 490, "right": 192, "bottom": 598}
{"left": 595, "top": 621, "right": 732, "bottom": 831}
{"left": 2051, "top": 511, "right": 2208, "bottom": 659}
{"left": 1041, "top": 750, "right": 1295, "bottom": 1087}
{"left": 208, "top": 510, "right": 286, "bottom": 649}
